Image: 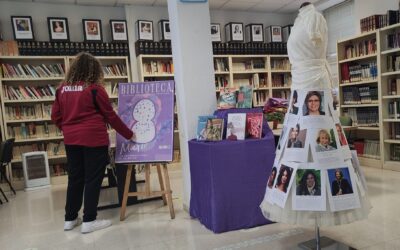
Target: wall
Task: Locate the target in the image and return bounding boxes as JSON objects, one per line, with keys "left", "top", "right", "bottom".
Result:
{"left": 0, "top": 1, "right": 125, "bottom": 42}
{"left": 354, "top": 0, "right": 398, "bottom": 32}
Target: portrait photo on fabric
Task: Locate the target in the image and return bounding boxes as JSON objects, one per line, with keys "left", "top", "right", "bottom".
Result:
{"left": 287, "top": 123, "right": 307, "bottom": 149}
{"left": 327, "top": 167, "right": 354, "bottom": 196}
{"left": 289, "top": 90, "right": 299, "bottom": 115}
{"left": 315, "top": 128, "right": 337, "bottom": 152}
{"left": 275, "top": 164, "right": 294, "bottom": 193}
{"left": 267, "top": 166, "right": 278, "bottom": 189}
{"left": 303, "top": 90, "right": 326, "bottom": 116}
{"left": 296, "top": 169, "right": 321, "bottom": 196}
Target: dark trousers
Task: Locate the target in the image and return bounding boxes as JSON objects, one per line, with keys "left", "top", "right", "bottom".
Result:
{"left": 64, "top": 145, "right": 109, "bottom": 222}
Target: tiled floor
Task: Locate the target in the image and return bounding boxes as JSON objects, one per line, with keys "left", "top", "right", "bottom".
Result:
{"left": 1, "top": 166, "right": 400, "bottom": 250}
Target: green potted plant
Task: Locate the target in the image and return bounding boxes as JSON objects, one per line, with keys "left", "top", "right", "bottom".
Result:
{"left": 265, "top": 112, "right": 284, "bottom": 129}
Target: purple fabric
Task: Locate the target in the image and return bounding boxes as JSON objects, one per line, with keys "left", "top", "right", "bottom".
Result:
{"left": 213, "top": 108, "right": 271, "bottom": 139}
{"left": 188, "top": 131, "right": 275, "bottom": 233}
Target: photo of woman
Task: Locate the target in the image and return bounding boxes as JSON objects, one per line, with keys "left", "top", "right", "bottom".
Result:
{"left": 287, "top": 124, "right": 305, "bottom": 148}
{"left": 290, "top": 90, "right": 299, "bottom": 115}
{"left": 296, "top": 169, "right": 321, "bottom": 196}
{"left": 336, "top": 123, "right": 348, "bottom": 146}
{"left": 315, "top": 129, "right": 336, "bottom": 152}
{"left": 328, "top": 168, "right": 353, "bottom": 196}
{"left": 304, "top": 91, "right": 325, "bottom": 116}
{"left": 267, "top": 167, "right": 277, "bottom": 189}
{"left": 275, "top": 165, "right": 293, "bottom": 193}
{"left": 53, "top": 21, "right": 64, "bottom": 33}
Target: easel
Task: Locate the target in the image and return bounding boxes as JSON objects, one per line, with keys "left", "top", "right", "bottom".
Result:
{"left": 119, "top": 162, "right": 175, "bottom": 221}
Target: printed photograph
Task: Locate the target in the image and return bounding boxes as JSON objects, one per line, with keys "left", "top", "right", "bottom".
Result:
{"left": 335, "top": 123, "right": 348, "bottom": 146}
{"left": 251, "top": 24, "right": 263, "bottom": 42}
{"left": 303, "top": 91, "right": 326, "bottom": 116}
{"left": 211, "top": 23, "right": 221, "bottom": 42}
{"left": 83, "top": 19, "right": 102, "bottom": 42}
{"left": 267, "top": 166, "right": 277, "bottom": 189}
{"left": 328, "top": 168, "right": 354, "bottom": 196}
{"left": 315, "top": 129, "right": 337, "bottom": 152}
{"left": 48, "top": 17, "right": 69, "bottom": 41}
{"left": 275, "top": 165, "right": 294, "bottom": 193}
{"left": 110, "top": 20, "right": 128, "bottom": 42}
{"left": 296, "top": 169, "right": 321, "bottom": 196}
{"left": 11, "top": 16, "right": 34, "bottom": 40}
{"left": 138, "top": 20, "right": 153, "bottom": 40}
{"left": 289, "top": 90, "right": 299, "bottom": 115}
{"left": 287, "top": 124, "right": 307, "bottom": 149}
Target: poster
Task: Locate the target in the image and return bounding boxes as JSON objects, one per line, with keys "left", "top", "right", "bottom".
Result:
{"left": 115, "top": 81, "right": 175, "bottom": 163}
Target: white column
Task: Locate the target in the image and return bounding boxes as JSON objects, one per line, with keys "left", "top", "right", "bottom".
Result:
{"left": 167, "top": 0, "right": 217, "bottom": 209}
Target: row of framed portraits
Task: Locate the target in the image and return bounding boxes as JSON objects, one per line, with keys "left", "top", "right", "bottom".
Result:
{"left": 11, "top": 16, "right": 129, "bottom": 42}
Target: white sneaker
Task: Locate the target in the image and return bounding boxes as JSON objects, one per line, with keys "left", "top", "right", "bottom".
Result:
{"left": 64, "top": 218, "right": 82, "bottom": 231}
{"left": 81, "top": 219, "right": 112, "bottom": 234}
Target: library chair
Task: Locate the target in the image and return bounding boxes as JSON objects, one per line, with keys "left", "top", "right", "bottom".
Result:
{"left": 0, "top": 138, "right": 16, "bottom": 200}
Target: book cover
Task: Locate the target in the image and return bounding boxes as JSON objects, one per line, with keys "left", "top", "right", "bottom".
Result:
{"left": 226, "top": 113, "right": 246, "bottom": 140}
{"left": 218, "top": 88, "right": 237, "bottom": 109}
{"left": 115, "top": 81, "right": 175, "bottom": 163}
{"left": 246, "top": 113, "right": 264, "bottom": 139}
{"left": 196, "top": 115, "right": 216, "bottom": 141}
{"left": 205, "top": 118, "right": 224, "bottom": 141}
{"left": 236, "top": 85, "right": 253, "bottom": 108}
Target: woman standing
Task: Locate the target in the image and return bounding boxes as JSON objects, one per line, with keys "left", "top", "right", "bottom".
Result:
{"left": 51, "top": 52, "right": 135, "bottom": 234}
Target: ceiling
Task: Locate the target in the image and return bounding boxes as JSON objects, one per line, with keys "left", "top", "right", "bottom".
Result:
{"left": 0, "top": 0, "right": 322, "bottom": 13}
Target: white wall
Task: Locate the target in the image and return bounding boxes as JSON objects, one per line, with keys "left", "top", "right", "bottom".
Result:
{"left": 354, "top": 0, "right": 398, "bottom": 32}
{"left": 0, "top": 1, "right": 125, "bottom": 42}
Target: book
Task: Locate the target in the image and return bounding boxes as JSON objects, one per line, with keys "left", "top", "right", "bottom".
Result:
{"left": 218, "top": 88, "right": 237, "bottom": 109}
{"left": 226, "top": 113, "right": 246, "bottom": 140}
{"left": 205, "top": 118, "right": 224, "bottom": 141}
{"left": 236, "top": 85, "right": 253, "bottom": 108}
{"left": 196, "top": 115, "right": 216, "bottom": 141}
{"left": 246, "top": 113, "right": 264, "bottom": 139}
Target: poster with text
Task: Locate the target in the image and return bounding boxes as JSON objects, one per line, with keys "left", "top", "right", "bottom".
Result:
{"left": 115, "top": 81, "right": 175, "bottom": 163}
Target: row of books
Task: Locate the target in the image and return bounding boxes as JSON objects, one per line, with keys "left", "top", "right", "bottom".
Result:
{"left": 344, "top": 107, "right": 379, "bottom": 127}
{"left": 231, "top": 73, "right": 268, "bottom": 89}
{"left": 7, "top": 122, "right": 62, "bottom": 140}
{"left": 104, "top": 82, "right": 119, "bottom": 97}
{"left": 214, "top": 58, "right": 229, "bottom": 72}
{"left": 391, "top": 144, "right": 400, "bottom": 161}
{"left": 103, "top": 64, "right": 127, "bottom": 77}
{"left": 389, "top": 123, "right": 400, "bottom": 140}
{"left": 0, "top": 63, "right": 65, "bottom": 79}
{"left": 343, "top": 39, "right": 377, "bottom": 59}
{"left": 17, "top": 41, "right": 129, "bottom": 56}
{"left": 340, "top": 62, "right": 378, "bottom": 83}
{"left": 342, "top": 86, "right": 378, "bottom": 105}
{"left": 253, "top": 91, "right": 269, "bottom": 107}
{"left": 2, "top": 84, "right": 56, "bottom": 101}
{"left": 196, "top": 112, "right": 264, "bottom": 141}
{"left": 388, "top": 78, "right": 400, "bottom": 95}
{"left": 271, "top": 58, "right": 290, "bottom": 70}
{"left": 142, "top": 60, "right": 174, "bottom": 75}
{"left": 12, "top": 141, "right": 65, "bottom": 161}
{"left": 4, "top": 104, "right": 52, "bottom": 121}
{"left": 360, "top": 15, "right": 388, "bottom": 33}
{"left": 271, "top": 74, "right": 291, "bottom": 87}
{"left": 232, "top": 59, "right": 265, "bottom": 71}
{"left": 388, "top": 100, "right": 400, "bottom": 119}
{"left": 387, "top": 55, "right": 400, "bottom": 72}
{"left": 135, "top": 41, "right": 172, "bottom": 56}
{"left": 386, "top": 33, "right": 400, "bottom": 50}
{"left": 272, "top": 90, "right": 290, "bottom": 100}
{"left": 215, "top": 77, "right": 229, "bottom": 90}
{"left": 212, "top": 42, "right": 288, "bottom": 55}
{"left": 354, "top": 139, "right": 380, "bottom": 159}
{"left": 0, "top": 41, "right": 19, "bottom": 56}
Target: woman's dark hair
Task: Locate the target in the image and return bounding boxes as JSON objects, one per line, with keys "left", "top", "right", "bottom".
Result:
{"left": 335, "top": 169, "right": 343, "bottom": 179}
{"left": 65, "top": 52, "right": 104, "bottom": 85}
{"left": 305, "top": 91, "right": 323, "bottom": 112}
{"left": 300, "top": 2, "right": 311, "bottom": 9}
{"left": 300, "top": 170, "right": 318, "bottom": 188}
{"left": 276, "top": 166, "right": 292, "bottom": 191}
{"left": 293, "top": 90, "right": 298, "bottom": 101}
{"left": 296, "top": 123, "right": 300, "bottom": 131}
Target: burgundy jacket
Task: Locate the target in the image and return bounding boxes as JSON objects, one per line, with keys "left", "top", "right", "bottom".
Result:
{"left": 51, "top": 82, "right": 133, "bottom": 147}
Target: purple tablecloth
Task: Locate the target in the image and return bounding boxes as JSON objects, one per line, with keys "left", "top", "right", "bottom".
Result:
{"left": 188, "top": 132, "right": 275, "bottom": 233}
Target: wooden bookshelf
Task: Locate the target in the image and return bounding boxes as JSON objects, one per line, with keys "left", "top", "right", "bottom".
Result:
{"left": 0, "top": 55, "right": 131, "bottom": 187}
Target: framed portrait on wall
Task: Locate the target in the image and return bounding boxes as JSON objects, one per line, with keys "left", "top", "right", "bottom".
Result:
{"left": 266, "top": 25, "right": 282, "bottom": 43}
{"left": 245, "top": 23, "right": 263, "bottom": 43}
{"left": 47, "top": 17, "right": 69, "bottom": 41}
{"left": 110, "top": 20, "right": 128, "bottom": 42}
{"left": 225, "top": 22, "right": 243, "bottom": 43}
{"left": 82, "top": 19, "right": 102, "bottom": 42}
{"left": 158, "top": 19, "right": 171, "bottom": 41}
{"left": 11, "top": 16, "right": 34, "bottom": 41}
{"left": 210, "top": 23, "right": 221, "bottom": 42}
{"left": 136, "top": 20, "right": 153, "bottom": 41}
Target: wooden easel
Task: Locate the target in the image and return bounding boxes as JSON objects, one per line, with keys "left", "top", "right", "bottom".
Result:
{"left": 120, "top": 162, "right": 175, "bottom": 221}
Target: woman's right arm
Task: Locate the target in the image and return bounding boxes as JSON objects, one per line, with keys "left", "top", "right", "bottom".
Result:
{"left": 51, "top": 88, "right": 63, "bottom": 129}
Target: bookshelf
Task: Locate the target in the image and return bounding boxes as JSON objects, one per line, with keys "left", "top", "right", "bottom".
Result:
{"left": 0, "top": 55, "right": 131, "bottom": 189}
{"left": 337, "top": 30, "right": 381, "bottom": 168}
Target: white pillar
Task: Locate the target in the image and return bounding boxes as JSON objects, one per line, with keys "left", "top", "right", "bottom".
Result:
{"left": 167, "top": 0, "right": 217, "bottom": 209}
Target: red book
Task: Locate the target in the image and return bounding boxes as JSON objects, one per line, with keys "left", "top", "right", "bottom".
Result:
{"left": 354, "top": 141, "right": 365, "bottom": 156}
{"left": 246, "top": 113, "right": 263, "bottom": 139}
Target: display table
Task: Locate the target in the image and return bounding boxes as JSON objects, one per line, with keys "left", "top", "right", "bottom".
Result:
{"left": 188, "top": 132, "right": 275, "bottom": 233}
